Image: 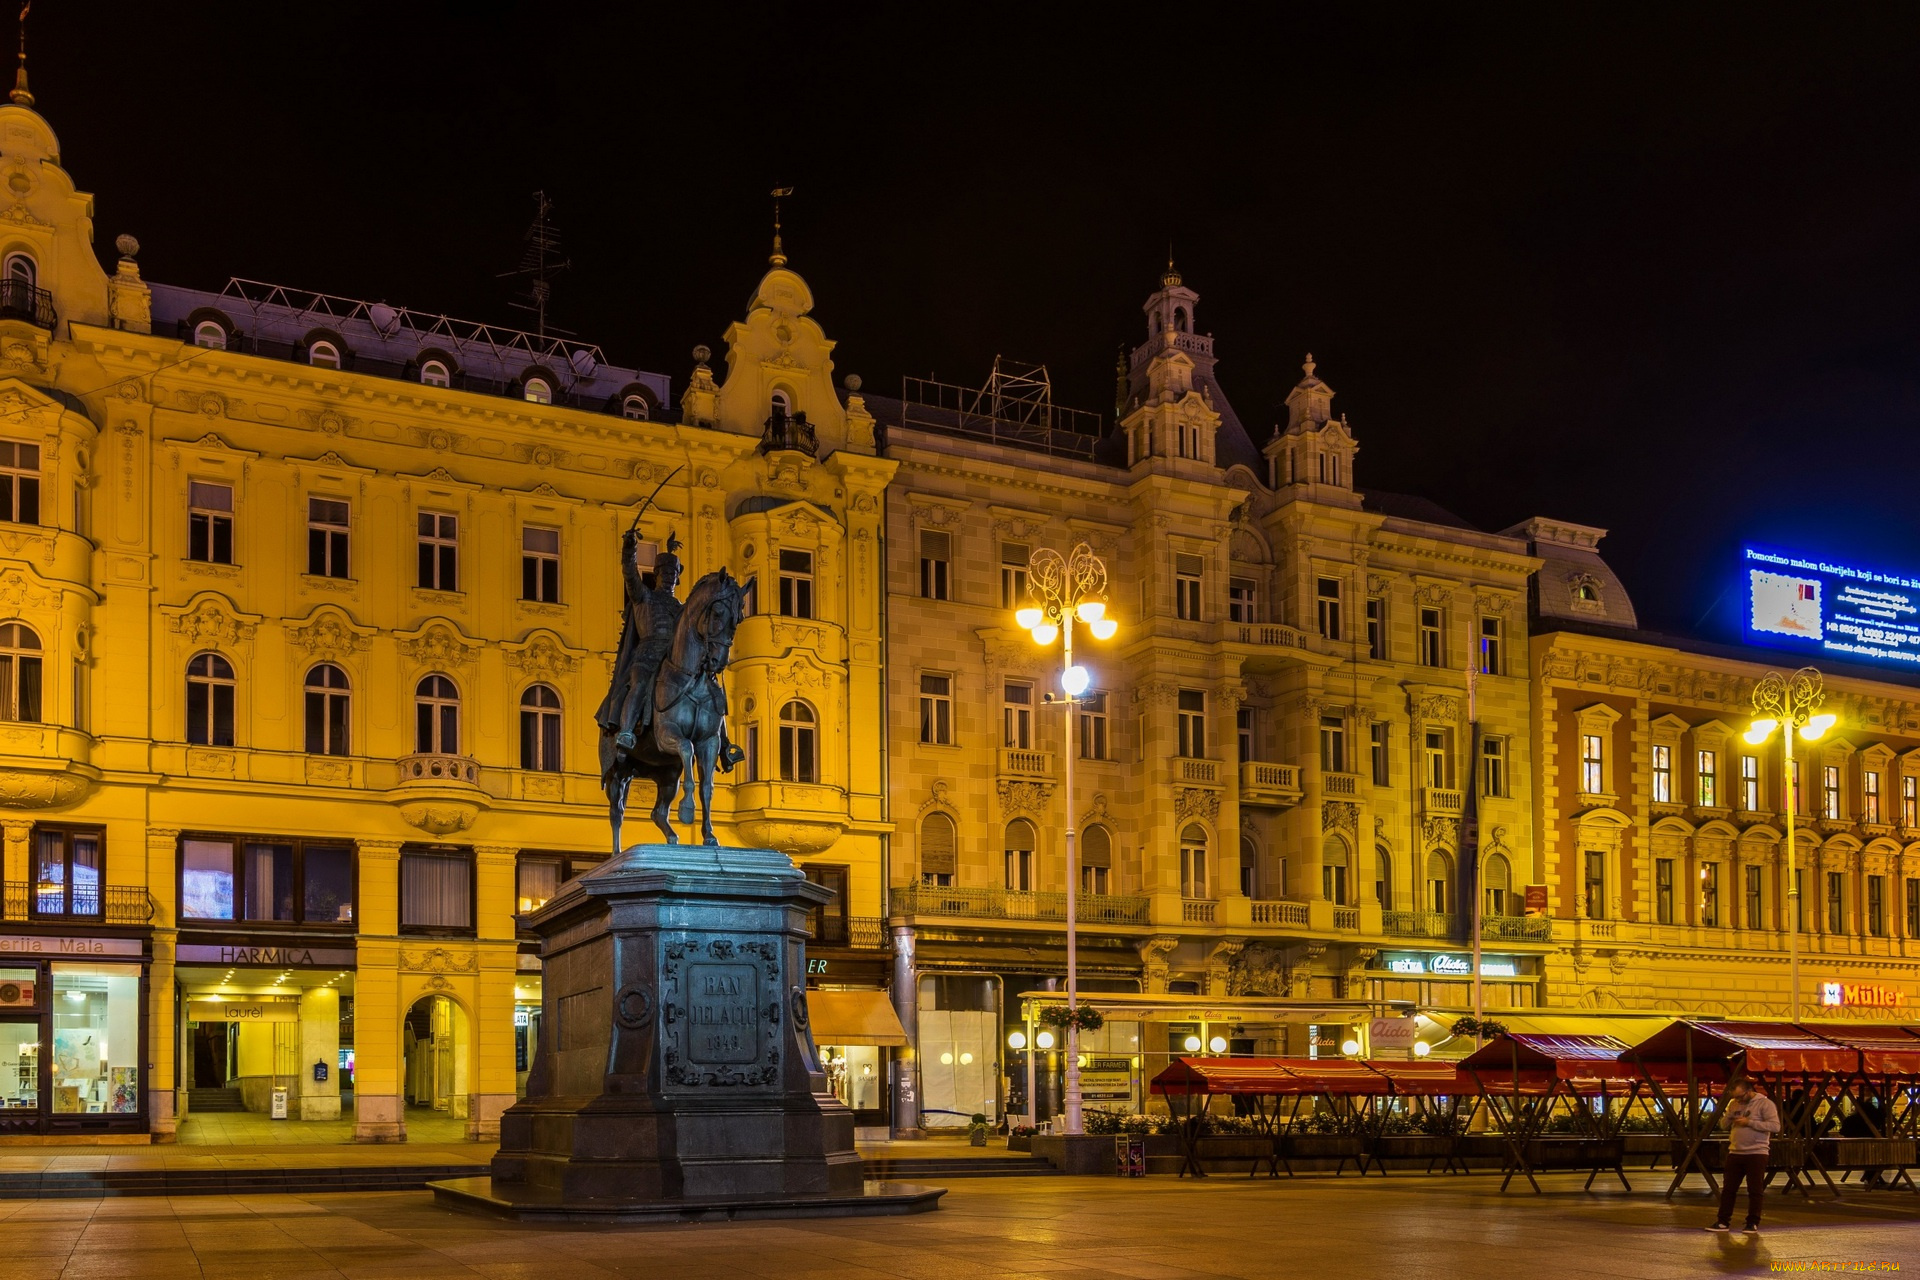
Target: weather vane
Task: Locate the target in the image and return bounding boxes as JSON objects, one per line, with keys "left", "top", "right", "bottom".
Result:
{"left": 11, "top": 1, "right": 30, "bottom": 108}
{"left": 770, "top": 185, "right": 793, "bottom": 266}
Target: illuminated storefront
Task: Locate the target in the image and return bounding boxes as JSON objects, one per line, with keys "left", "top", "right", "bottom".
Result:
{"left": 0, "top": 934, "right": 150, "bottom": 1137}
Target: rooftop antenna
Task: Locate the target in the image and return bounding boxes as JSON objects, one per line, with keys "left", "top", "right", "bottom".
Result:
{"left": 10, "top": 2, "right": 31, "bottom": 107}
{"left": 769, "top": 186, "right": 793, "bottom": 266}
{"left": 497, "top": 191, "right": 571, "bottom": 340}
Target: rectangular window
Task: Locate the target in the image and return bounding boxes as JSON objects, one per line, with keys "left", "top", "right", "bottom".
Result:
{"left": 1584, "top": 851, "right": 1606, "bottom": 920}
{"left": 522, "top": 526, "right": 561, "bottom": 603}
{"left": 1319, "top": 715, "right": 1346, "bottom": 774}
{"left": 1696, "top": 749, "right": 1717, "bottom": 808}
{"left": 1478, "top": 616, "right": 1501, "bottom": 675}
{"left": 1907, "top": 878, "right": 1920, "bottom": 938}
{"left": 188, "top": 480, "right": 233, "bottom": 564}
{"left": 1481, "top": 736, "right": 1506, "bottom": 798}
{"left": 1655, "top": 858, "right": 1674, "bottom": 924}
{"left": 918, "top": 673, "right": 952, "bottom": 746}
{"left": 1228, "top": 577, "right": 1256, "bottom": 623}
{"left": 1745, "top": 863, "right": 1764, "bottom": 931}
{"left": 1370, "top": 722, "right": 1389, "bottom": 786}
{"left": 778, "top": 548, "right": 814, "bottom": 617}
{"left": 918, "top": 530, "right": 950, "bottom": 600}
{"left": 1083, "top": 865, "right": 1109, "bottom": 896}
{"left": 32, "top": 826, "right": 102, "bottom": 918}
{"left": 1365, "top": 597, "right": 1385, "bottom": 660}
{"left": 743, "top": 723, "right": 760, "bottom": 783}
{"left": 0, "top": 626, "right": 39, "bottom": 722}
{"left": 1580, "top": 733, "right": 1605, "bottom": 795}
{"left": 417, "top": 511, "right": 458, "bottom": 591}
{"left": 1000, "top": 543, "right": 1029, "bottom": 610}
{"left": 1795, "top": 868, "right": 1806, "bottom": 932}
{"left": 1863, "top": 770, "right": 1882, "bottom": 824}
{"left": 1180, "top": 837, "right": 1208, "bottom": 899}
{"left": 178, "top": 834, "right": 353, "bottom": 926}
{"left": 1905, "top": 776, "right": 1918, "bottom": 827}
{"left": 0, "top": 440, "right": 39, "bottom": 525}
{"left": 1701, "top": 862, "right": 1720, "bottom": 927}
{"left": 1867, "top": 875, "right": 1887, "bottom": 937}
{"left": 1006, "top": 846, "right": 1033, "bottom": 892}
{"left": 400, "top": 846, "right": 474, "bottom": 933}
{"left": 307, "top": 497, "right": 350, "bottom": 578}
{"left": 1822, "top": 765, "right": 1842, "bottom": 820}
{"left": 1002, "top": 681, "right": 1033, "bottom": 750}
{"left": 1176, "top": 689, "right": 1205, "bottom": 758}
{"left": 1425, "top": 730, "right": 1449, "bottom": 789}
{"left": 71, "top": 657, "right": 83, "bottom": 731}
{"left": 1078, "top": 691, "right": 1109, "bottom": 761}
{"left": 1174, "top": 554, "right": 1203, "bottom": 621}
{"left": 1827, "top": 870, "right": 1845, "bottom": 934}
{"left": 49, "top": 963, "right": 141, "bottom": 1115}
{"left": 1652, "top": 745, "right": 1673, "bottom": 803}
{"left": 516, "top": 857, "right": 562, "bottom": 916}
{"left": 1741, "top": 754, "right": 1761, "bottom": 811}
{"left": 1418, "top": 608, "right": 1443, "bottom": 667}
{"left": 1316, "top": 577, "right": 1341, "bottom": 641}
{"left": 1236, "top": 707, "right": 1254, "bottom": 764}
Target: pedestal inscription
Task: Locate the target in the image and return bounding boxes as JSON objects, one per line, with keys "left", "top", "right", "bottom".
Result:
{"left": 664, "top": 936, "right": 781, "bottom": 1087}
{"left": 688, "top": 963, "right": 759, "bottom": 1064}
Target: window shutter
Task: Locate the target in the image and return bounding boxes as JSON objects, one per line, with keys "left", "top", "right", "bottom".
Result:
{"left": 920, "top": 814, "right": 957, "bottom": 876}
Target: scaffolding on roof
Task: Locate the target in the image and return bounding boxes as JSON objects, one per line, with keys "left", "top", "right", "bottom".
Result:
{"left": 900, "top": 356, "right": 1103, "bottom": 459}
{"left": 216, "top": 278, "right": 607, "bottom": 374}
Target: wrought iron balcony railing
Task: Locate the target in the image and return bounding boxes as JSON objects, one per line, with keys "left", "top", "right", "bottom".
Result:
{"left": 0, "top": 278, "right": 55, "bottom": 329}
{"left": 759, "top": 410, "right": 818, "bottom": 457}
{"left": 891, "top": 883, "right": 1150, "bottom": 925}
{"left": 3, "top": 882, "right": 154, "bottom": 924}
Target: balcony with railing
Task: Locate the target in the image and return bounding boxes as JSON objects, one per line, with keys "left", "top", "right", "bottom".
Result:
{"left": 1384, "top": 908, "right": 1554, "bottom": 942}
{"left": 890, "top": 882, "right": 1150, "bottom": 925}
{"left": 1423, "top": 787, "right": 1463, "bottom": 815}
{"left": 806, "top": 915, "right": 888, "bottom": 949}
{"left": 396, "top": 753, "right": 481, "bottom": 785}
{"left": 1215, "top": 619, "right": 1308, "bottom": 651}
{"left": 1321, "top": 771, "right": 1362, "bottom": 798}
{"left": 0, "top": 277, "right": 55, "bottom": 329}
{"left": 760, "top": 410, "right": 818, "bottom": 457}
{"left": 1176, "top": 757, "right": 1222, "bottom": 786}
{"left": 3, "top": 883, "right": 155, "bottom": 925}
{"left": 1251, "top": 898, "right": 1310, "bottom": 926}
{"left": 1384, "top": 909, "right": 1455, "bottom": 939}
{"left": 1482, "top": 913, "right": 1554, "bottom": 942}
{"left": 998, "top": 748, "right": 1054, "bottom": 779}
{"left": 1181, "top": 898, "right": 1217, "bottom": 924}
{"left": 1239, "top": 760, "right": 1302, "bottom": 806}
{"left": 1333, "top": 906, "right": 1360, "bottom": 931}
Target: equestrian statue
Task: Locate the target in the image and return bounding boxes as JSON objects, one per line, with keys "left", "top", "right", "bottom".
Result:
{"left": 596, "top": 514, "right": 747, "bottom": 851}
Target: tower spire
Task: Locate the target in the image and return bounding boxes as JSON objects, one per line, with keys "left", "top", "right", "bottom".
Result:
{"left": 769, "top": 186, "right": 793, "bottom": 267}
{"left": 10, "top": 2, "right": 31, "bottom": 108}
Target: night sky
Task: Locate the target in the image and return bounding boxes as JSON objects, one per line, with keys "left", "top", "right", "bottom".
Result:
{"left": 33, "top": 4, "right": 1920, "bottom": 636}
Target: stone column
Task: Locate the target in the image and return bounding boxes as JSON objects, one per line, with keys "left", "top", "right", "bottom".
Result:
{"left": 471, "top": 844, "right": 520, "bottom": 1140}
{"left": 297, "top": 986, "right": 341, "bottom": 1120}
{"left": 889, "top": 923, "right": 922, "bottom": 1138}
{"left": 354, "top": 839, "right": 406, "bottom": 1142}
{"left": 145, "top": 826, "right": 180, "bottom": 1141}
{"left": 1, "top": 818, "right": 31, "bottom": 895}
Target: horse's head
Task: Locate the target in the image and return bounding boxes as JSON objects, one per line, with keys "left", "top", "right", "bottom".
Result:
{"left": 679, "top": 568, "right": 745, "bottom": 673}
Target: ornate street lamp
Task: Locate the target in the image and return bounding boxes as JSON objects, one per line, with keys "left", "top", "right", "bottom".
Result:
{"left": 1745, "top": 666, "right": 1837, "bottom": 1023}
{"left": 1014, "top": 542, "right": 1118, "bottom": 1135}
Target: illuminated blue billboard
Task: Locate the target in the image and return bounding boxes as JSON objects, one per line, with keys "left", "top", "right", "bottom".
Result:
{"left": 1744, "top": 547, "right": 1920, "bottom": 669}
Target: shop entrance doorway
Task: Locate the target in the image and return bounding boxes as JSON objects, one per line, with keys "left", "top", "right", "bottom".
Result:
{"left": 189, "top": 1021, "right": 235, "bottom": 1089}
{"left": 402, "top": 993, "right": 470, "bottom": 1122}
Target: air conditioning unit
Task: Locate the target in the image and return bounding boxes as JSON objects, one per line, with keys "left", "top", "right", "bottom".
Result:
{"left": 0, "top": 980, "right": 35, "bottom": 1008}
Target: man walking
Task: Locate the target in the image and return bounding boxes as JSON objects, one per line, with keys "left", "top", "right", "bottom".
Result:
{"left": 1708, "top": 1078, "right": 1780, "bottom": 1233}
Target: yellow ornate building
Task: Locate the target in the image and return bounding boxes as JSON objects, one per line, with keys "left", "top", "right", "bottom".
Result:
{"left": 0, "top": 85, "right": 892, "bottom": 1141}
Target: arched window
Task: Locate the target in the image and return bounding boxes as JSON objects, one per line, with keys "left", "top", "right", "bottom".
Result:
{"left": 1180, "top": 824, "right": 1209, "bottom": 899}
{"left": 303, "top": 662, "right": 350, "bottom": 756}
{"left": 1238, "top": 833, "right": 1259, "bottom": 898}
{"left": 920, "top": 811, "right": 956, "bottom": 886}
{"left": 778, "top": 699, "right": 816, "bottom": 782}
{"left": 770, "top": 388, "right": 792, "bottom": 416}
{"left": 3, "top": 253, "right": 34, "bottom": 290}
{"left": 1173, "top": 306, "right": 1188, "bottom": 333}
{"left": 0, "top": 621, "right": 41, "bottom": 722}
{"left": 1483, "top": 852, "right": 1512, "bottom": 917}
{"left": 308, "top": 340, "right": 341, "bottom": 370}
{"left": 415, "top": 674, "right": 460, "bottom": 755}
{"left": 1322, "top": 835, "right": 1349, "bottom": 904}
{"left": 621, "top": 394, "right": 650, "bottom": 421}
{"left": 186, "top": 652, "right": 235, "bottom": 747}
{"left": 193, "top": 320, "right": 227, "bottom": 350}
{"left": 1005, "top": 818, "right": 1036, "bottom": 892}
{"left": 1375, "top": 845, "right": 1394, "bottom": 911}
{"left": 1426, "top": 850, "right": 1453, "bottom": 915}
{"left": 520, "top": 683, "right": 562, "bottom": 772}
{"left": 523, "top": 376, "right": 552, "bottom": 404}
{"left": 1084, "top": 824, "right": 1114, "bottom": 896}
{"left": 420, "top": 359, "right": 450, "bottom": 388}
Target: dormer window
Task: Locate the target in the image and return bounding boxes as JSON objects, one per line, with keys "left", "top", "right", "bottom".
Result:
{"left": 193, "top": 321, "right": 227, "bottom": 350}
{"left": 420, "top": 359, "right": 450, "bottom": 388}
{"left": 523, "top": 377, "right": 552, "bottom": 404}
{"left": 622, "top": 394, "right": 649, "bottom": 421}
{"left": 308, "top": 340, "right": 341, "bottom": 370}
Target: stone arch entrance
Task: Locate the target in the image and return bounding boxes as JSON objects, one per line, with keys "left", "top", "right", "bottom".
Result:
{"left": 402, "top": 993, "right": 471, "bottom": 1125}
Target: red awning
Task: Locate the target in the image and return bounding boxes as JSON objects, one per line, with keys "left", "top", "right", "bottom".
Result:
{"left": 1624, "top": 1020, "right": 1853, "bottom": 1077}
{"left": 1149, "top": 1056, "right": 1468, "bottom": 1097}
{"left": 1365, "top": 1061, "right": 1469, "bottom": 1096}
{"left": 1460, "top": 1033, "right": 1645, "bottom": 1094}
{"left": 1150, "top": 1057, "right": 1303, "bottom": 1095}
{"left": 1797, "top": 1023, "right": 1920, "bottom": 1075}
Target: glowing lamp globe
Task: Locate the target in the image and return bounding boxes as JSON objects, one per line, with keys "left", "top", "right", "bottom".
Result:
{"left": 1743, "top": 718, "right": 1778, "bottom": 745}
{"left": 1801, "top": 713, "right": 1837, "bottom": 740}
{"left": 1413, "top": 1041, "right": 1432, "bottom": 1058}
{"left": 1183, "top": 1034, "right": 1202, "bottom": 1053}
{"left": 1061, "top": 665, "right": 1091, "bottom": 696}
{"left": 1015, "top": 607, "right": 1043, "bottom": 630}
{"left": 1341, "top": 1038, "right": 1362, "bottom": 1056}
{"left": 1090, "top": 617, "right": 1118, "bottom": 640}
{"left": 1031, "top": 623, "right": 1059, "bottom": 646}
{"left": 1007, "top": 1030, "right": 1027, "bottom": 1050}
{"left": 1035, "top": 1030, "right": 1056, "bottom": 1050}
{"left": 1074, "top": 599, "right": 1105, "bottom": 623}
{"left": 1208, "top": 1035, "right": 1227, "bottom": 1054}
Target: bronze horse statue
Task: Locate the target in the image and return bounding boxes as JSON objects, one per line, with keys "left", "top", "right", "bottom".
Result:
{"left": 599, "top": 567, "right": 748, "bottom": 850}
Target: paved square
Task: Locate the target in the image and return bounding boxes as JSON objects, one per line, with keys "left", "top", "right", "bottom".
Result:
{"left": 0, "top": 1172, "right": 1913, "bottom": 1278}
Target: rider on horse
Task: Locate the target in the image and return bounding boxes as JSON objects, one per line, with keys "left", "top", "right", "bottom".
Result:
{"left": 599, "top": 529, "right": 683, "bottom": 751}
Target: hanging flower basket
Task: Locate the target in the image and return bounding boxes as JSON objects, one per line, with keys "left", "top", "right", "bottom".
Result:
{"left": 1450, "top": 1016, "right": 1509, "bottom": 1039}
{"left": 1038, "top": 1005, "right": 1104, "bottom": 1032}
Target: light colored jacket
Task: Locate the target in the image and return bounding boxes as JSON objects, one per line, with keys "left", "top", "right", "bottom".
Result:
{"left": 1722, "top": 1092, "right": 1781, "bottom": 1154}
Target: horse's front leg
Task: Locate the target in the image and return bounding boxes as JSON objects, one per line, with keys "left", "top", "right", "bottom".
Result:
{"left": 647, "top": 762, "right": 678, "bottom": 845}
{"left": 696, "top": 733, "right": 720, "bottom": 846}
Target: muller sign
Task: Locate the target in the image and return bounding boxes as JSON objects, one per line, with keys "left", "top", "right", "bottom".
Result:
{"left": 1819, "top": 981, "right": 1905, "bottom": 1009}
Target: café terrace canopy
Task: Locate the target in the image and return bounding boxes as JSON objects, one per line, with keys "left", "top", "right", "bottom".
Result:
{"left": 1459, "top": 1033, "right": 1645, "bottom": 1094}
{"left": 1627, "top": 1021, "right": 1863, "bottom": 1078}
{"left": 1150, "top": 1057, "right": 1466, "bottom": 1098}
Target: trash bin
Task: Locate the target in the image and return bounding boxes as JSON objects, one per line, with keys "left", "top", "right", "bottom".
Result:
{"left": 271, "top": 1087, "right": 288, "bottom": 1120}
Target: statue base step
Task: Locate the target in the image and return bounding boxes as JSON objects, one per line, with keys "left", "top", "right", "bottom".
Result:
{"left": 429, "top": 1176, "right": 945, "bottom": 1224}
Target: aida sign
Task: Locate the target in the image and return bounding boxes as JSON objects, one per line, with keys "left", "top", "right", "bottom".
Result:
{"left": 1744, "top": 547, "right": 1920, "bottom": 668}
{"left": 1819, "top": 981, "right": 1905, "bottom": 1009}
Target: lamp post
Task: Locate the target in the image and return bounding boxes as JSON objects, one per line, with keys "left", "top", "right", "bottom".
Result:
{"left": 1745, "top": 666, "right": 1837, "bottom": 1023}
{"left": 1015, "top": 542, "right": 1117, "bottom": 1136}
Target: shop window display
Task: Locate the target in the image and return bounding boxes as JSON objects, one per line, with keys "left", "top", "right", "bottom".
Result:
{"left": 50, "top": 964, "right": 139, "bottom": 1114}
{"left": 0, "top": 967, "right": 37, "bottom": 1111}
{"left": 818, "top": 1043, "right": 882, "bottom": 1113}
{"left": 916, "top": 975, "right": 998, "bottom": 1127}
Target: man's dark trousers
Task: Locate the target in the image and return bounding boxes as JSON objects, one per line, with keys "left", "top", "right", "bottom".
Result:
{"left": 1718, "top": 1152, "right": 1768, "bottom": 1226}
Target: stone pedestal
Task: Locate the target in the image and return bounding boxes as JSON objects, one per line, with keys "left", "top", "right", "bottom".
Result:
{"left": 434, "top": 843, "right": 939, "bottom": 1220}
